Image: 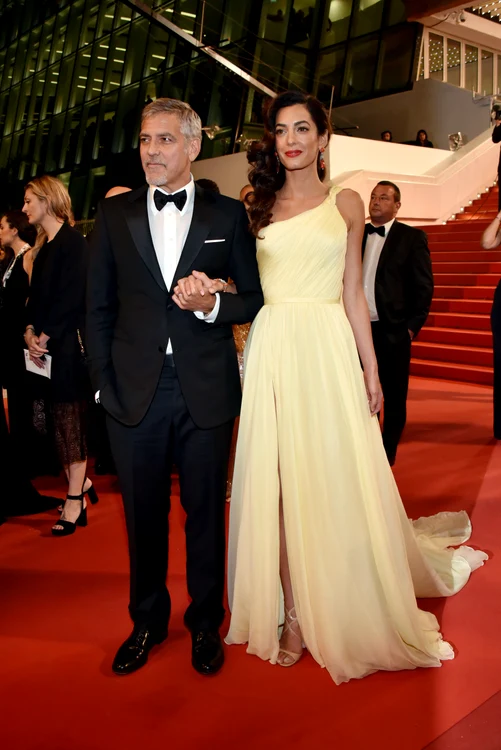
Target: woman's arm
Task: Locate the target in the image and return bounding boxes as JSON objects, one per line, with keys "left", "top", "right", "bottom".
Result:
{"left": 336, "top": 188, "right": 382, "bottom": 416}
{"left": 481, "top": 212, "right": 501, "bottom": 249}
{"left": 22, "top": 249, "right": 34, "bottom": 284}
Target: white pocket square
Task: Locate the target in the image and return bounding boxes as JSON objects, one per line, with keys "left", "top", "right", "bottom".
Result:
{"left": 204, "top": 238, "right": 226, "bottom": 243}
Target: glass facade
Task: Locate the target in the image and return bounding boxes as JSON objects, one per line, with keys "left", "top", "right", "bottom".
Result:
{"left": 0, "top": 0, "right": 419, "bottom": 218}
{"left": 418, "top": 26, "right": 501, "bottom": 96}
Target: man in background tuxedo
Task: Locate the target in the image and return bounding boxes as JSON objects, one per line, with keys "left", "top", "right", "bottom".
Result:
{"left": 362, "top": 181, "right": 434, "bottom": 466}
{"left": 86, "top": 98, "right": 263, "bottom": 677}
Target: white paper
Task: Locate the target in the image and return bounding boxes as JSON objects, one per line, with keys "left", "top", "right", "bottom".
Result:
{"left": 24, "top": 349, "right": 52, "bottom": 379}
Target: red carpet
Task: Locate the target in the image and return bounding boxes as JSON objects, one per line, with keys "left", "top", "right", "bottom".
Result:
{"left": 1, "top": 377, "right": 500, "bottom": 750}
{"left": 412, "top": 187, "right": 499, "bottom": 386}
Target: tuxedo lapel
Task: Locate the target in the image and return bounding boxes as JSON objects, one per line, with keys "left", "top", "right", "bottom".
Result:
{"left": 125, "top": 186, "right": 167, "bottom": 293}
{"left": 376, "top": 220, "right": 400, "bottom": 276}
{"left": 172, "top": 185, "right": 213, "bottom": 288}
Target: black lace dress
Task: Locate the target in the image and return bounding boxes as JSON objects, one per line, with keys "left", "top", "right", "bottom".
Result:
{"left": 26, "top": 223, "right": 89, "bottom": 466}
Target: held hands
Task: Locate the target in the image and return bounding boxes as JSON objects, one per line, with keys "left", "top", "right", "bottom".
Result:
{"left": 172, "top": 270, "right": 236, "bottom": 312}
{"left": 364, "top": 369, "right": 383, "bottom": 416}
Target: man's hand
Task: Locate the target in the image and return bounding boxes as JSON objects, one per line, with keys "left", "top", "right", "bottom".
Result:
{"left": 408, "top": 329, "right": 414, "bottom": 340}
{"left": 172, "top": 285, "right": 217, "bottom": 313}
{"left": 174, "top": 271, "right": 233, "bottom": 298}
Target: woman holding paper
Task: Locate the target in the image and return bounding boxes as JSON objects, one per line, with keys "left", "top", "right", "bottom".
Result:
{"left": 23, "top": 176, "right": 98, "bottom": 536}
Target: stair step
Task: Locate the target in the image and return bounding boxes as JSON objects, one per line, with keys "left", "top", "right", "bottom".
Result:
{"left": 426, "top": 312, "right": 491, "bottom": 330}
{"left": 430, "top": 298, "right": 493, "bottom": 314}
{"left": 410, "top": 358, "right": 493, "bottom": 385}
{"left": 433, "top": 273, "right": 500, "bottom": 285}
{"left": 412, "top": 341, "right": 493, "bottom": 366}
{"left": 434, "top": 285, "right": 496, "bottom": 300}
{"left": 428, "top": 234, "right": 486, "bottom": 243}
{"left": 431, "top": 251, "right": 501, "bottom": 261}
{"left": 432, "top": 261, "right": 501, "bottom": 273}
{"left": 419, "top": 326, "right": 492, "bottom": 347}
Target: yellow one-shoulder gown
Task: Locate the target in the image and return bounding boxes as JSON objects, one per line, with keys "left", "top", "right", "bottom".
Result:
{"left": 225, "top": 185, "right": 487, "bottom": 685}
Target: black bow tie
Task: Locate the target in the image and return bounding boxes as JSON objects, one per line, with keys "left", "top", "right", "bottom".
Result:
{"left": 154, "top": 188, "right": 187, "bottom": 212}
{"left": 367, "top": 224, "right": 385, "bottom": 237}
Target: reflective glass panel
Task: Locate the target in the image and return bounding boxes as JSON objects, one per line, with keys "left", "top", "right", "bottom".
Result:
{"left": 447, "top": 38, "right": 460, "bottom": 87}
{"left": 481, "top": 50, "right": 493, "bottom": 95}
{"left": 429, "top": 33, "right": 444, "bottom": 82}
{"left": 465, "top": 44, "right": 478, "bottom": 92}
{"left": 320, "top": 0, "right": 352, "bottom": 48}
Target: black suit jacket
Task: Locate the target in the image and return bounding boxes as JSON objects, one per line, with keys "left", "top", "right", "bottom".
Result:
{"left": 362, "top": 220, "right": 434, "bottom": 343}
{"left": 86, "top": 184, "right": 263, "bottom": 428}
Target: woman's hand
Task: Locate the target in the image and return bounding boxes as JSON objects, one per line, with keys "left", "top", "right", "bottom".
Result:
{"left": 24, "top": 329, "right": 48, "bottom": 366}
{"left": 173, "top": 271, "right": 237, "bottom": 298}
{"left": 364, "top": 369, "right": 383, "bottom": 416}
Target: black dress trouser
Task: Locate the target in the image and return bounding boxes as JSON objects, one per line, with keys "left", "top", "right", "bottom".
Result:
{"left": 107, "top": 357, "right": 234, "bottom": 634}
{"left": 371, "top": 322, "right": 412, "bottom": 463}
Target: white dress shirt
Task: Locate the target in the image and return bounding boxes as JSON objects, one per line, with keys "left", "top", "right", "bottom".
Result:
{"left": 147, "top": 175, "right": 220, "bottom": 353}
{"left": 362, "top": 218, "right": 395, "bottom": 322}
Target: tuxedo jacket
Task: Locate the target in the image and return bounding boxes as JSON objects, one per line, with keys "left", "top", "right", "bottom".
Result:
{"left": 86, "top": 184, "right": 264, "bottom": 428}
{"left": 362, "top": 220, "right": 434, "bottom": 343}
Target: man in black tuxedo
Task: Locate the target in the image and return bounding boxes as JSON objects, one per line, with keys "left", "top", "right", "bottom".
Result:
{"left": 362, "top": 181, "right": 433, "bottom": 466}
{"left": 86, "top": 98, "right": 263, "bottom": 676}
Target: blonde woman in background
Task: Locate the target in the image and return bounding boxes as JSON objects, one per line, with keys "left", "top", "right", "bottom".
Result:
{"left": 23, "top": 176, "right": 99, "bottom": 536}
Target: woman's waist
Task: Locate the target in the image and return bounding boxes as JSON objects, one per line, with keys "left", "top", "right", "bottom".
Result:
{"left": 264, "top": 297, "right": 341, "bottom": 306}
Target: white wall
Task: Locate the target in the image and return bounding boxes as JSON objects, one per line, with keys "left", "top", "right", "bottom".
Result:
{"left": 329, "top": 128, "right": 499, "bottom": 224}
{"left": 191, "top": 151, "right": 249, "bottom": 200}
{"left": 333, "top": 78, "right": 492, "bottom": 150}
{"left": 191, "top": 126, "right": 499, "bottom": 225}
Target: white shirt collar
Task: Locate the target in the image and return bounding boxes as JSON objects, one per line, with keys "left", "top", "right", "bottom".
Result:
{"left": 148, "top": 174, "right": 195, "bottom": 216}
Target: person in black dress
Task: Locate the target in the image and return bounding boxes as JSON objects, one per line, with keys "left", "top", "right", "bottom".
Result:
{"left": 481, "top": 212, "right": 501, "bottom": 437}
{"left": 492, "top": 120, "right": 501, "bottom": 211}
{"left": 23, "top": 176, "right": 98, "bottom": 536}
{"left": 0, "top": 211, "right": 59, "bottom": 521}
{"left": 0, "top": 210, "right": 36, "bottom": 449}
{"left": 415, "top": 129, "right": 434, "bottom": 148}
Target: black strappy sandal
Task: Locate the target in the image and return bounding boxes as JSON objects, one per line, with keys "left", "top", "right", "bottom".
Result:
{"left": 52, "top": 493, "right": 87, "bottom": 536}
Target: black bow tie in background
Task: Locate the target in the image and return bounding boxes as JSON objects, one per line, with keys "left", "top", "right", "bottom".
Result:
{"left": 367, "top": 224, "right": 385, "bottom": 237}
{"left": 154, "top": 188, "right": 187, "bottom": 212}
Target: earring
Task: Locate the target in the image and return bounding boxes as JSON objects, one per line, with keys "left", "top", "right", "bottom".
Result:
{"left": 275, "top": 151, "right": 281, "bottom": 174}
{"left": 319, "top": 148, "right": 325, "bottom": 172}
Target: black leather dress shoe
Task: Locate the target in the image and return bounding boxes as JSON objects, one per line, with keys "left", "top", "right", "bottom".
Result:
{"left": 191, "top": 630, "right": 224, "bottom": 676}
{"left": 112, "top": 626, "right": 167, "bottom": 675}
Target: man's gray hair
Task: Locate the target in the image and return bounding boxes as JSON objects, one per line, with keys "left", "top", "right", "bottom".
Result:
{"left": 141, "top": 98, "right": 202, "bottom": 141}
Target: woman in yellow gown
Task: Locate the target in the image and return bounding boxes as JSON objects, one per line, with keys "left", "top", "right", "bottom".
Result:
{"left": 188, "top": 92, "right": 487, "bottom": 685}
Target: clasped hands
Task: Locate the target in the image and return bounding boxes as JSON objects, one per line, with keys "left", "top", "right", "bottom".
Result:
{"left": 172, "top": 270, "right": 233, "bottom": 312}
{"left": 24, "top": 329, "right": 50, "bottom": 368}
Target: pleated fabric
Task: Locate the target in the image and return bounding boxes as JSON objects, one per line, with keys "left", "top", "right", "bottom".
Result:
{"left": 225, "top": 185, "right": 487, "bottom": 685}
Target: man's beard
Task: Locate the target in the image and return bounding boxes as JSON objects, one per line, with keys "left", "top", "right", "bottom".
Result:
{"left": 144, "top": 166, "right": 169, "bottom": 186}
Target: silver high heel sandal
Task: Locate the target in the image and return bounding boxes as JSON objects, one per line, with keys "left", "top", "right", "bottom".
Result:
{"left": 277, "top": 607, "right": 304, "bottom": 667}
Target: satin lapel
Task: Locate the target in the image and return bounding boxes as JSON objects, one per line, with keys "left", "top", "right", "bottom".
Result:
{"left": 125, "top": 187, "right": 167, "bottom": 293}
{"left": 376, "top": 221, "right": 399, "bottom": 276}
{"left": 172, "top": 186, "right": 213, "bottom": 288}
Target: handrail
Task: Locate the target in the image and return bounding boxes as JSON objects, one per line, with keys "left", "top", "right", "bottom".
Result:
{"left": 123, "top": 0, "right": 277, "bottom": 99}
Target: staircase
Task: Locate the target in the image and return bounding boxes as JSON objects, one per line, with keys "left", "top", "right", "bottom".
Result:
{"left": 410, "top": 186, "right": 499, "bottom": 386}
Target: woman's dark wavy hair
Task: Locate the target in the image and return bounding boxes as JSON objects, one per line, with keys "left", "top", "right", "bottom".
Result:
{"left": 2, "top": 209, "right": 37, "bottom": 246}
{"left": 247, "top": 91, "right": 332, "bottom": 238}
